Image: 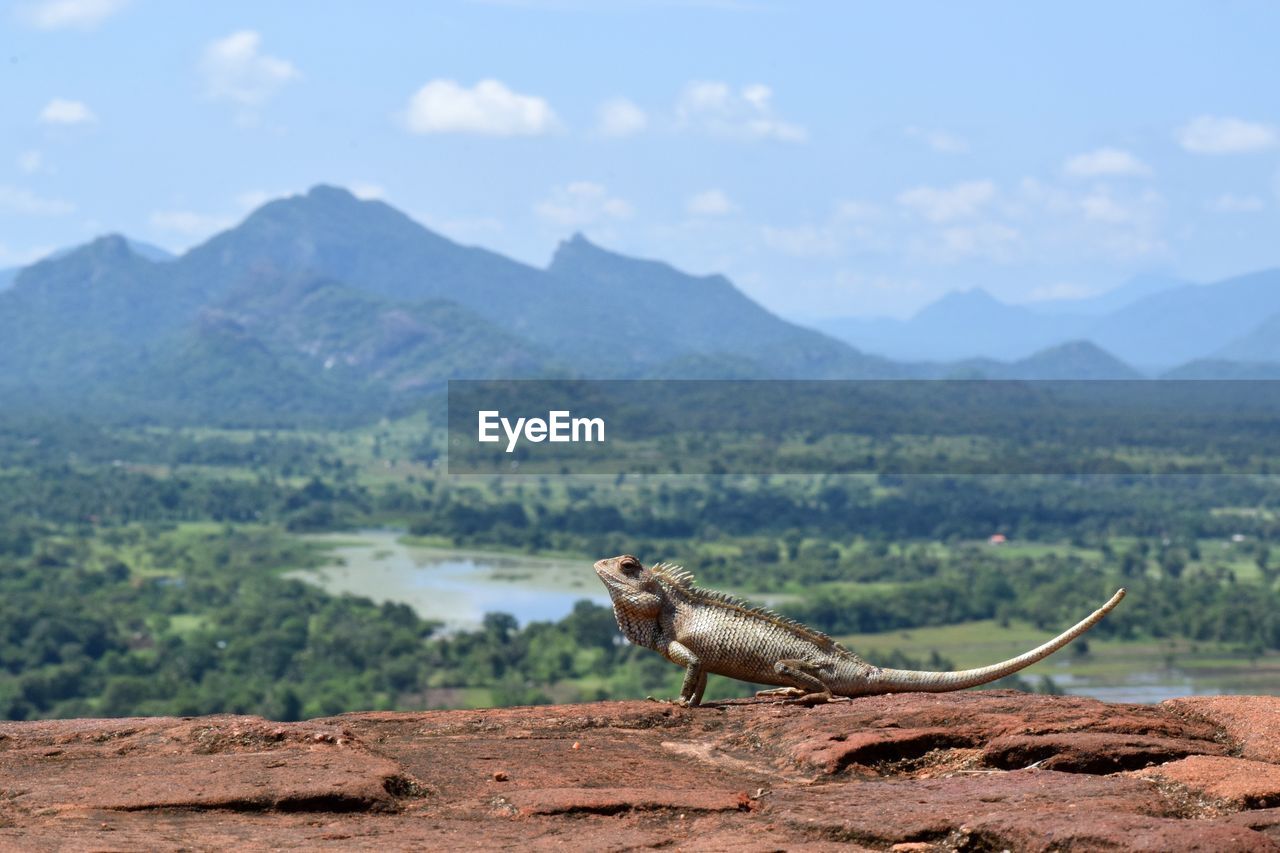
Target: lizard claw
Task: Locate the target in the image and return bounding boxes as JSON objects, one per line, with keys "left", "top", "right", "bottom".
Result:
{"left": 756, "top": 687, "right": 804, "bottom": 698}
{"left": 782, "top": 691, "right": 835, "bottom": 707}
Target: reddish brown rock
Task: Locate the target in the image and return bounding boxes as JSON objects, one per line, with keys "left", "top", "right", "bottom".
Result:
{"left": 0, "top": 716, "right": 409, "bottom": 815}
{"left": 504, "top": 786, "right": 753, "bottom": 815}
{"left": 1135, "top": 755, "right": 1280, "bottom": 810}
{"left": 766, "top": 769, "right": 1171, "bottom": 845}
{"left": 2, "top": 693, "right": 1280, "bottom": 850}
{"left": 1166, "top": 696, "right": 1280, "bottom": 763}
{"left": 1216, "top": 807, "right": 1280, "bottom": 841}
{"left": 983, "top": 731, "right": 1230, "bottom": 773}
{"left": 783, "top": 725, "right": 981, "bottom": 775}
{"left": 959, "top": 812, "right": 1274, "bottom": 852}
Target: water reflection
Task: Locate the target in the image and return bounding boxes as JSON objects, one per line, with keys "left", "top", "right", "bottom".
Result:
{"left": 288, "top": 530, "right": 609, "bottom": 631}
{"left": 1049, "top": 670, "right": 1222, "bottom": 704}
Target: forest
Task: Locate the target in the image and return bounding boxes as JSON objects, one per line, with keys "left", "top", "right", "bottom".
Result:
{"left": 2, "top": 402, "right": 1278, "bottom": 719}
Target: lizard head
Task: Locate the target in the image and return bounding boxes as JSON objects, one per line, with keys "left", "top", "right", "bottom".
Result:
{"left": 593, "top": 554, "right": 651, "bottom": 595}
{"left": 593, "top": 555, "right": 663, "bottom": 647}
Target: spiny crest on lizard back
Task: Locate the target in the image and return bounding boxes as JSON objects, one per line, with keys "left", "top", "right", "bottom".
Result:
{"left": 649, "top": 562, "right": 849, "bottom": 653}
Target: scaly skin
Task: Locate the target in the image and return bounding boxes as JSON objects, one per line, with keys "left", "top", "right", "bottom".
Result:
{"left": 594, "top": 555, "right": 1125, "bottom": 706}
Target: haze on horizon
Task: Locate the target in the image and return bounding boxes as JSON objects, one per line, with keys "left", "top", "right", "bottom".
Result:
{"left": 4, "top": 0, "right": 1279, "bottom": 320}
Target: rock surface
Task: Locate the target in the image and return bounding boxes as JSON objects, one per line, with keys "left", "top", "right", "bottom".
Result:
{"left": 2, "top": 692, "right": 1280, "bottom": 850}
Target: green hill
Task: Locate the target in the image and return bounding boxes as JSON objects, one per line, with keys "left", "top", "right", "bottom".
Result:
{"left": 0, "top": 185, "right": 896, "bottom": 424}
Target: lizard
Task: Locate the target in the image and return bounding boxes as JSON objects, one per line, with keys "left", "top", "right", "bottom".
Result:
{"left": 593, "top": 554, "right": 1125, "bottom": 706}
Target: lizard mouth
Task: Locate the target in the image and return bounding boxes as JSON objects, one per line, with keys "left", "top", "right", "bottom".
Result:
{"left": 592, "top": 560, "right": 633, "bottom": 595}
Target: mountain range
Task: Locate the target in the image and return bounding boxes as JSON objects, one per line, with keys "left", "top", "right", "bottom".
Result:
{"left": 0, "top": 186, "right": 902, "bottom": 423}
{"left": 1, "top": 185, "right": 1277, "bottom": 425}
{"left": 814, "top": 269, "right": 1280, "bottom": 371}
{"left": 0, "top": 239, "right": 171, "bottom": 295}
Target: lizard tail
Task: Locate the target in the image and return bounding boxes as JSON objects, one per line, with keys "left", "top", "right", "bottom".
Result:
{"left": 863, "top": 588, "right": 1125, "bottom": 694}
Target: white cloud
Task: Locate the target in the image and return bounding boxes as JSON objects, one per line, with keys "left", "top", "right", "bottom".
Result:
{"left": 1098, "top": 232, "right": 1166, "bottom": 259}
{"left": 1079, "top": 190, "right": 1148, "bottom": 224}
{"left": 834, "top": 200, "right": 881, "bottom": 221}
{"left": 679, "top": 81, "right": 729, "bottom": 112}
{"left": 686, "top": 189, "right": 735, "bottom": 217}
{"left": 18, "top": 0, "right": 127, "bottom": 29}
{"left": 936, "top": 223, "right": 1018, "bottom": 261}
{"left": 1026, "top": 281, "right": 1099, "bottom": 302}
{"left": 835, "top": 271, "right": 926, "bottom": 296}
{"left": 235, "top": 189, "right": 286, "bottom": 210}
{"left": 403, "top": 79, "right": 557, "bottom": 136}
{"left": 1066, "top": 187, "right": 1166, "bottom": 258}
{"left": 239, "top": 185, "right": 381, "bottom": 210}
{"left": 897, "top": 181, "right": 995, "bottom": 222}
{"left": 201, "top": 31, "right": 300, "bottom": 107}
{"left": 349, "top": 181, "right": 386, "bottom": 201}
{"left": 534, "top": 181, "right": 632, "bottom": 227}
{"left": 472, "top": 0, "right": 773, "bottom": 7}
{"left": 0, "top": 242, "right": 57, "bottom": 266}
{"left": 1177, "top": 115, "right": 1277, "bottom": 154}
{"left": 1209, "top": 193, "right": 1264, "bottom": 213}
{"left": 760, "top": 224, "right": 842, "bottom": 258}
{"left": 149, "top": 209, "right": 235, "bottom": 237}
{"left": 675, "top": 80, "right": 806, "bottom": 142}
{"left": 1064, "top": 147, "right": 1150, "bottom": 178}
{"left": 758, "top": 199, "right": 886, "bottom": 259}
{"left": 1015, "top": 177, "right": 1077, "bottom": 217}
{"left": 784, "top": 270, "right": 926, "bottom": 319}
{"left": 38, "top": 98, "right": 95, "bottom": 125}
{"left": 17, "top": 150, "right": 45, "bottom": 174}
{"left": 413, "top": 213, "right": 505, "bottom": 244}
{"left": 595, "top": 97, "right": 647, "bottom": 137}
{"left": 0, "top": 185, "right": 75, "bottom": 215}
{"left": 905, "top": 126, "right": 968, "bottom": 153}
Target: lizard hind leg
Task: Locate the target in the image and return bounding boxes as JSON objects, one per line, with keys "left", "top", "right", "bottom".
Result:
{"left": 771, "top": 660, "right": 843, "bottom": 706}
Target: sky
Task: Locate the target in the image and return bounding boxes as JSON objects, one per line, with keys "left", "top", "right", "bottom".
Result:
{"left": 3, "top": 0, "right": 1279, "bottom": 320}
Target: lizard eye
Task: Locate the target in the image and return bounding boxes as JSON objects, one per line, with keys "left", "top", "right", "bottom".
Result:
{"left": 620, "top": 556, "right": 642, "bottom": 575}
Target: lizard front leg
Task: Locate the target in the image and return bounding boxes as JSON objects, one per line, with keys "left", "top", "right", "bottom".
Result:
{"left": 665, "top": 641, "right": 707, "bottom": 707}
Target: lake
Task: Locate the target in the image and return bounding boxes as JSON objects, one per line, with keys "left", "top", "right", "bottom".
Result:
{"left": 287, "top": 530, "right": 609, "bottom": 631}
{"left": 289, "top": 531, "right": 1271, "bottom": 704}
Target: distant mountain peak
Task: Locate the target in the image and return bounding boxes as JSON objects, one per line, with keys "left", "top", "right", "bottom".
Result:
{"left": 1036, "top": 339, "right": 1107, "bottom": 355}
{"left": 305, "top": 184, "right": 360, "bottom": 204}
{"left": 548, "top": 233, "right": 702, "bottom": 286}
{"left": 196, "top": 182, "right": 452, "bottom": 274}
{"left": 65, "top": 234, "right": 174, "bottom": 263}
{"left": 939, "top": 287, "right": 999, "bottom": 305}
{"left": 36, "top": 233, "right": 150, "bottom": 272}
{"left": 550, "top": 232, "right": 606, "bottom": 264}
{"left": 86, "top": 233, "right": 134, "bottom": 256}
{"left": 251, "top": 185, "right": 366, "bottom": 218}
{"left": 236, "top": 186, "right": 377, "bottom": 228}
{"left": 910, "top": 287, "right": 1011, "bottom": 324}
{"left": 1013, "top": 339, "right": 1144, "bottom": 379}
{"left": 4, "top": 237, "right": 172, "bottom": 290}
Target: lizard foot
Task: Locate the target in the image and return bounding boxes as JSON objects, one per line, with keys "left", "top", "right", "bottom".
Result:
{"left": 756, "top": 687, "right": 805, "bottom": 698}
{"left": 780, "top": 690, "right": 835, "bottom": 707}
